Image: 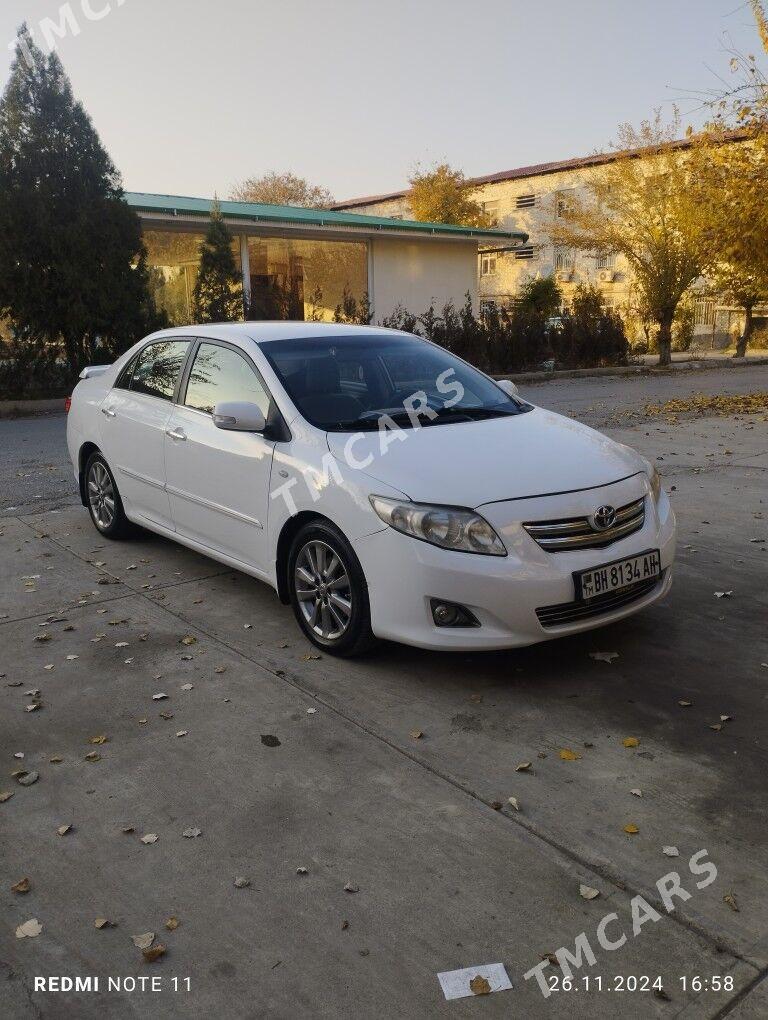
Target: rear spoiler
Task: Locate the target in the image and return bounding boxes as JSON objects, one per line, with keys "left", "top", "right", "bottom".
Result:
{"left": 79, "top": 365, "right": 110, "bottom": 380}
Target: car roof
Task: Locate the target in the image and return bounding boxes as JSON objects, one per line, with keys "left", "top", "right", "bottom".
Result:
{"left": 146, "top": 322, "right": 415, "bottom": 344}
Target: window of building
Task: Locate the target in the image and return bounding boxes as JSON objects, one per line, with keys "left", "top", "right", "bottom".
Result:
{"left": 246, "top": 237, "right": 367, "bottom": 322}
{"left": 481, "top": 200, "right": 499, "bottom": 222}
{"left": 555, "top": 190, "right": 574, "bottom": 218}
{"left": 130, "top": 340, "right": 190, "bottom": 402}
{"left": 516, "top": 194, "right": 536, "bottom": 209}
{"left": 595, "top": 253, "right": 616, "bottom": 271}
{"left": 480, "top": 253, "right": 498, "bottom": 276}
{"left": 554, "top": 248, "right": 575, "bottom": 270}
{"left": 142, "top": 231, "right": 242, "bottom": 326}
{"left": 184, "top": 343, "right": 271, "bottom": 416}
{"left": 514, "top": 246, "right": 536, "bottom": 260}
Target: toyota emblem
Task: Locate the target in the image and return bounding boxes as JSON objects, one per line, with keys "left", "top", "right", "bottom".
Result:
{"left": 590, "top": 505, "right": 616, "bottom": 531}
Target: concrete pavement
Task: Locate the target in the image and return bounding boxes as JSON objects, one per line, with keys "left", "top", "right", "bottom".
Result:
{"left": 1, "top": 365, "right": 767, "bottom": 1018}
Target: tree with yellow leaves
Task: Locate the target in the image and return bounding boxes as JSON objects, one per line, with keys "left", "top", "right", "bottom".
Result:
{"left": 549, "top": 114, "right": 712, "bottom": 366}
{"left": 407, "top": 164, "right": 493, "bottom": 228}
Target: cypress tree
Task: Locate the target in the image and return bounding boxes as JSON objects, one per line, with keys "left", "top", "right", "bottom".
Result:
{"left": 192, "top": 201, "right": 243, "bottom": 323}
{"left": 0, "top": 25, "right": 163, "bottom": 378}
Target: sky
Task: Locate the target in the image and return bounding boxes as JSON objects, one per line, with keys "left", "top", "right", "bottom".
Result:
{"left": 0, "top": 0, "right": 762, "bottom": 202}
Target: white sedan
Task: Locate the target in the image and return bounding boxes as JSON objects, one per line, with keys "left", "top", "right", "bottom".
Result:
{"left": 67, "top": 322, "right": 676, "bottom": 656}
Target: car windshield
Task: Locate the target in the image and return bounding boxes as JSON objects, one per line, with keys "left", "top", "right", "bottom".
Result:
{"left": 259, "top": 334, "right": 531, "bottom": 431}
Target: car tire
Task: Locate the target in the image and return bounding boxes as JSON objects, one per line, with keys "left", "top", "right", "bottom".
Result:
{"left": 288, "top": 519, "right": 377, "bottom": 657}
{"left": 84, "top": 451, "right": 133, "bottom": 540}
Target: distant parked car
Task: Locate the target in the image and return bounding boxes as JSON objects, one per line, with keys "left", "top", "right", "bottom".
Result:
{"left": 67, "top": 323, "right": 675, "bottom": 656}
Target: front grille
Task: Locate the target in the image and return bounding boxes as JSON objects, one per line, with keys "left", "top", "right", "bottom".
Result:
{"left": 536, "top": 574, "right": 662, "bottom": 629}
{"left": 524, "top": 497, "right": 645, "bottom": 552}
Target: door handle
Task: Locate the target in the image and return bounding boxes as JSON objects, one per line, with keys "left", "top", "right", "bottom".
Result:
{"left": 101, "top": 406, "right": 116, "bottom": 418}
{"left": 166, "top": 427, "right": 187, "bottom": 441}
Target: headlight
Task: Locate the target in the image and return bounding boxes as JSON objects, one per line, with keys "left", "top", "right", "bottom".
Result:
{"left": 369, "top": 496, "right": 507, "bottom": 556}
{"left": 646, "top": 464, "right": 662, "bottom": 503}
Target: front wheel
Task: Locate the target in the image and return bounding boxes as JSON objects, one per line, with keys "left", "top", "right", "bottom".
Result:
{"left": 288, "top": 520, "right": 376, "bottom": 657}
{"left": 84, "top": 452, "right": 132, "bottom": 539}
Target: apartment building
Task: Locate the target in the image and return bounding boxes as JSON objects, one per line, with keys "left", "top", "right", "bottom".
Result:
{"left": 333, "top": 143, "right": 759, "bottom": 347}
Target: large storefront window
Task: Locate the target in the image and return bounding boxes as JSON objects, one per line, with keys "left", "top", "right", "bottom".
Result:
{"left": 142, "top": 230, "right": 242, "bottom": 326}
{"left": 245, "top": 237, "right": 367, "bottom": 322}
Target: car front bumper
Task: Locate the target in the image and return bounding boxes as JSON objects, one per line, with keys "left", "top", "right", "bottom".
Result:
{"left": 353, "top": 473, "right": 676, "bottom": 651}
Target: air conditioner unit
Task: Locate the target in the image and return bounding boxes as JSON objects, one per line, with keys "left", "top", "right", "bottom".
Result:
{"left": 555, "top": 270, "right": 573, "bottom": 283}
{"left": 598, "top": 269, "right": 615, "bottom": 283}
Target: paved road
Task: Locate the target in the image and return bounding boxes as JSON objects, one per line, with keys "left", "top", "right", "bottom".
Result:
{"left": 1, "top": 365, "right": 767, "bottom": 1018}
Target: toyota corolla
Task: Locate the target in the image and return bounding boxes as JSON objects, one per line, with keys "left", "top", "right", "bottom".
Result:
{"left": 66, "top": 322, "right": 676, "bottom": 656}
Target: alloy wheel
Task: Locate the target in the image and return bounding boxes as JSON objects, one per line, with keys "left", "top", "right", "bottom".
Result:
{"left": 294, "top": 539, "right": 353, "bottom": 641}
{"left": 88, "top": 461, "right": 116, "bottom": 530}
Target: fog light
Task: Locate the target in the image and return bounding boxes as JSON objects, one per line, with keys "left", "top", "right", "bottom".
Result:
{"left": 430, "top": 599, "right": 480, "bottom": 628}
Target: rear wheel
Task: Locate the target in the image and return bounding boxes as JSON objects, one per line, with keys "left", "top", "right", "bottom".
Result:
{"left": 84, "top": 452, "right": 132, "bottom": 539}
{"left": 288, "top": 520, "right": 376, "bottom": 657}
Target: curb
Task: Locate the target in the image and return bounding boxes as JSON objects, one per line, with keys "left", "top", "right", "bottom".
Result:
{"left": 498, "top": 356, "right": 768, "bottom": 385}
{"left": 0, "top": 398, "right": 67, "bottom": 418}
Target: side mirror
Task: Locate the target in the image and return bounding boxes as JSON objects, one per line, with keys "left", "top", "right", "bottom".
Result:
{"left": 497, "top": 379, "right": 519, "bottom": 398}
{"left": 213, "top": 401, "right": 266, "bottom": 433}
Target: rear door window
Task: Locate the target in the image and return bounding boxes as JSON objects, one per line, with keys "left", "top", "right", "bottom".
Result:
{"left": 130, "top": 340, "right": 190, "bottom": 401}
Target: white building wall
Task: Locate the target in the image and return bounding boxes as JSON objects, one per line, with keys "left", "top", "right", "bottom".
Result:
{"left": 370, "top": 237, "right": 478, "bottom": 322}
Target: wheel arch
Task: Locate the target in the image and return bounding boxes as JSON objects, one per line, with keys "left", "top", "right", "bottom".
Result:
{"left": 275, "top": 511, "right": 339, "bottom": 604}
{"left": 78, "top": 442, "right": 101, "bottom": 507}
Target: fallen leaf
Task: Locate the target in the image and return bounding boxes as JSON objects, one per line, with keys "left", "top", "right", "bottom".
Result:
{"left": 57, "top": 824, "right": 72, "bottom": 836}
{"left": 84, "top": 752, "right": 102, "bottom": 762}
{"left": 623, "top": 824, "right": 639, "bottom": 834}
{"left": 541, "top": 953, "right": 560, "bottom": 967}
{"left": 709, "top": 723, "right": 723, "bottom": 732}
{"left": 143, "top": 944, "right": 166, "bottom": 963}
{"left": 18, "top": 771, "right": 39, "bottom": 786}
{"left": 579, "top": 884, "right": 600, "bottom": 900}
{"left": 589, "top": 651, "right": 619, "bottom": 663}
{"left": 94, "top": 918, "right": 115, "bottom": 929}
{"left": 720, "top": 714, "right": 733, "bottom": 722}
{"left": 559, "top": 748, "right": 582, "bottom": 761}
{"left": 132, "top": 932, "right": 155, "bottom": 950}
{"left": 233, "top": 877, "right": 250, "bottom": 888}
{"left": 260, "top": 734, "right": 281, "bottom": 748}
{"left": 164, "top": 917, "right": 179, "bottom": 931}
{"left": 469, "top": 975, "right": 491, "bottom": 996}
{"left": 663, "top": 846, "right": 679, "bottom": 857}
{"left": 25, "top": 703, "right": 42, "bottom": 713}
{"left": 16, "top": 918, "right": 42, "bottom": 939}
{"left": 89, "top": 735, "right": 108, "bottom": 745}
{"left": 11, "top": 877, "right": 31, "bottom": 894}
{"left": 180, "top": 684, "right": 194, "bottom": 692}
{"left": 121, "top": 826, "right": 134, "bottom": 834}
{"left": 507, "top": 797, "right": 520, "bottom": 811}
{"left": 65, "top": 654, "right": 79, "bottom": 661}
{"left": 306, "top": 708, "right": 316, "bottom": 715}
{"left": 175, "top": 731, "right": 187, "bottom": 738}
{"left": 34, "top": 634, "right": 52, "bottom": 643}
{"left": 182, "top": 827, "right": 202, "bottom": 838}
{"left": 141, "top": 833, "right": 158, "bottom": 844}
{"left": 343, "top": 882, "right": 359, "bottom": 893}
{"left": 159, "top": 711, "right": 174, "bottom": 720}
{"left": 723, "top": 891, "right": 739, "bottom": 912}
{"left": 515, "top": 761, "right": 532, "bottom": 772}
{"left": 0, "top": 791, "right": 15, "bottom": 803}
{"left": 49, "top": 756, "right": 63, "bottom": 764}
{"left": 678, "top": 699, "right": 692, "bottom": 707}
{"left": 301, "top": 653, "right": 321, "bottom": 661}
{"left": 714, "top": 591, "right": 733, "bottom": 598}
{"left": 630, "top": 788, "right": 643, "bottom": 797}
{"left": 152, "top": 693, "right": 168, "bottom": 701}
{"left": 296, "top": 866, "right": 308, "bottom": 875}
{"left": 622, "top": 737, "right": 640, "bottom": 748}
{"left": 409, "top": 730, "right": 423, "bottom": 740}
{"left": 214, "top": 666, "right": 226, "bottom": 674}
{"left": 180, "top": 635, "right": 196, "bottom": 646}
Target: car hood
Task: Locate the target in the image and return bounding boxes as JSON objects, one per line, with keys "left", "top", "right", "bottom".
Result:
{"left": 326, "top": 407, "right": 644, "bottom": 507}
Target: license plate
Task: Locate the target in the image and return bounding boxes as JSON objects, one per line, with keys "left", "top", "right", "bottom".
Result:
{"left": 574, "top": 549, "right": 661, "bottom": 601}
